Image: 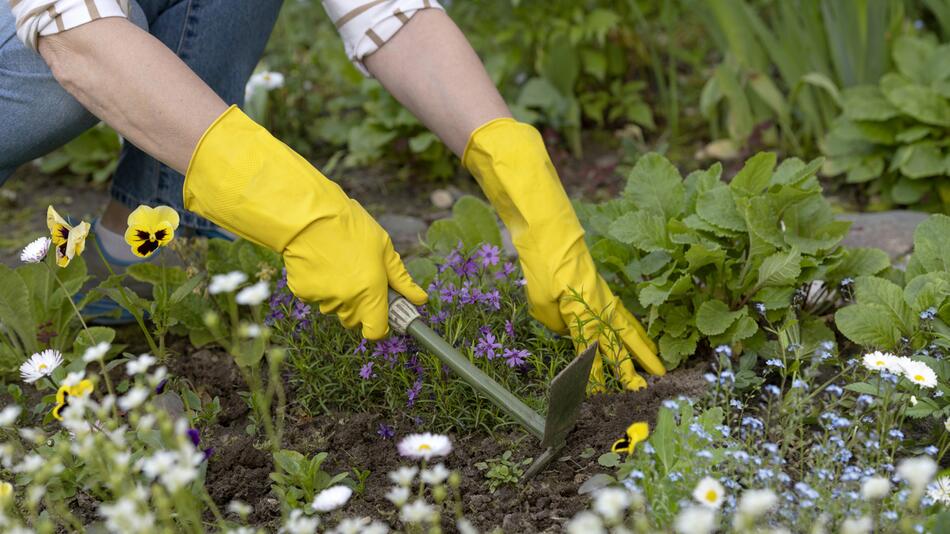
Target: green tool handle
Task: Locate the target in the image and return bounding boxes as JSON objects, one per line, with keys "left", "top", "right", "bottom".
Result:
{"left": 388, "top": 289, "right": 546, "bottom": 440}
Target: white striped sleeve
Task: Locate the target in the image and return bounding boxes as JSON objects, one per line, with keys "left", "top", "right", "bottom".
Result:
{"left": 321, "top": 0, "right": 445, "bottom": 76}
{"left": 9, "top": 0, "right": 131, "bottom": 51}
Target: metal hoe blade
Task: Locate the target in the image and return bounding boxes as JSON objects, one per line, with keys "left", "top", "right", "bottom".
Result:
{"left": 388, "top": 290, "right": 595, "bottom": 478}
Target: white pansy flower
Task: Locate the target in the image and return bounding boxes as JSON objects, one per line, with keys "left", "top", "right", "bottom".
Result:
{"left": 236, "top": 280, "right": 270, "bottom": 306}
{"left": 20, "top": 236, "right": 51, "bottom": 263}
{"left": 860, "top": 476, "right": 890, "bottom": 500}
{"left": 397, "top": 433, "right": 452, "bottom": 460}
{"left": 692, "top": 477, "right": 725, "bottom": 508}
{"left": 312, "top": 485, "right": 352, "bottom": 512}
{"left": 83, "top": 341, "right": 111, "bottom": 363}
{"left": 209, "top": 271, "right": 248, "bottom": 294}
{"left": 20, "top": 349, "right": 63, "bottom": 383}
{"left": 399, "top": 500, "right": 436, "bottom": 524}
{"left": 126, "top": 354, "right": 156, "bottom": 376}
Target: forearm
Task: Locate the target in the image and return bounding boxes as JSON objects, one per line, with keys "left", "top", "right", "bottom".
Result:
{"left": 38, "top": 18, "right": 227, "bottom": 173}
{"left": 364, "top": 9, "right": 510, "bottom": 157}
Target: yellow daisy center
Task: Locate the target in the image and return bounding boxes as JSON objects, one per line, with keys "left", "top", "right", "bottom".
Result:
{"left": 876, "top": 360, "right": 885, "bottom": 366}
{"left": 418, "top": 444, "right": 432, "bottom": 451}
{"left": 914, "top": 374, "right": 924, "bottom": 382}
{"left": 705, "top": 490, "right": 718, "bottom": 502}
{"left": 38, "top": 364, "right": 48, "bottom": 371}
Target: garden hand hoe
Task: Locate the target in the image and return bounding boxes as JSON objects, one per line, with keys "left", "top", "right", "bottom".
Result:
{"left": 388, "top": 289, "right": 596, "bottom": 478}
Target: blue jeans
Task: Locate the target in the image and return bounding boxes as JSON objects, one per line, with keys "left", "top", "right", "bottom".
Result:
{"left": 0, "top": 0, "right": 283, "bottom": 231}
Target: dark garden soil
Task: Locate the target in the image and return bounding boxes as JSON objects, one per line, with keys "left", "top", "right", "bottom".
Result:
{"left": 168, "top": 345, "right": 709, "bottom": 532}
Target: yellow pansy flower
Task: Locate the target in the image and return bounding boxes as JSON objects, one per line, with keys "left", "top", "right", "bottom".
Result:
{"left": 611, "top": 421, "right": 650, "bottom": 455}
{"left": 52, "top": 379, "right": 95, "bottom": 421}
{"left": 0, "top": 481, "right": 12, "bottom": 502}
{"left": 124, "top": 205, "right": 180, "bottom": 258}
{"left": 47, "top": 206, "right": 90, "bottom": 268}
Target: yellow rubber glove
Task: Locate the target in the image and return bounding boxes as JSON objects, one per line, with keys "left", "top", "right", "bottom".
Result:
{"left": 463, "top": 118, "right": 665, "bottom": 391}
{"left": 183, "top": 106, "right": 426, "bottom": 339}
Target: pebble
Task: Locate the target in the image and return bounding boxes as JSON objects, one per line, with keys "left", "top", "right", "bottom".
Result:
{"left": 430, "top": 188, "right": 454, "bottom": 209}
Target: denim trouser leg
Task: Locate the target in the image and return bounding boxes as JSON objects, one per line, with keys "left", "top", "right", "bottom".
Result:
{"left": 0, "top": 0, "right": 283, "bottom": 231}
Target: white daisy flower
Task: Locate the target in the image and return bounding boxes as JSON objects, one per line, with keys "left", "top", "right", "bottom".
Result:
{"left": 862, "top": 351, "right": 902, "bottom": 374}
{"left": 692, "top": 476, "right": 725, "bottom": 508}
{"left": 927, "top": 476, "right": 950, "bottom": 505}
{"left": 83, "top": 342, "right": 111, "bottom": 363}
{"left": 280, "top": 509, "right": 319, "bottom": 534}
{"left": 593, "top": 487, "right": 631, "bottom": 523}
{"left": 20, "top": 349, "right": 63, "bottom": 383}
{"left": 899, "top": 359, "right": 937, "bottom": 388}
{"left": 118, "top": 387, "right": 150, "bottom": 411}
{"left": 736, "top": 488, "right": 777, "bottom": 517}
{"left": 419, "top": 463, "right": 450, "bottom": 485}
{"left": 897, "top": 456, "right": 937, "bottom": 490}
{"left": 860, "top": 476, "right": 890, "bottom": 500}
{"left": 20, "top": 236, "right": 50, "bottom": 263}
{"left": 126, "top": 354, "right": 156, "bottom": 376}
{"left": 0, "top": 405, "right": 21, "bottom": 427}
{"left": 399, "top": 500, "right": 436, "bottom": 524}
{"left": 397, "top": 433, "right": 452, "bottom": 460}
{"left": 673, "top": 505, "right": 717, "bottom": 534}
{"left": 312, "top": 485, "right": 352, "bottom": 512}
{"left": 248, "top": 71, "right": 285, "bottom": 91}
{"left": 236, "top": 280, "right": 270, "bottom": 306}
{"left": 209, "top": 271, "right": 248, "bottom": 294}
{"left": 385, "top": 486, "right": 410, "bottom": 506}
{"left": 388, "top": 466, "right": 418, "bottom": 486}
{"left": 566, "top": 511, "right": 604, "bottom": 534}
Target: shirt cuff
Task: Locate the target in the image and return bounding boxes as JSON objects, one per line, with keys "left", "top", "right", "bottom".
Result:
{"left": 12, "top": 0, "right": 130, "bottom": 51}
{"left": 322, "top": 0, "right": 445, "bottom": 76}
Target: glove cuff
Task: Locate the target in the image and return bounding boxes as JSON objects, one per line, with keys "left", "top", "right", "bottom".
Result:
{"left": 183, "top": 106, "right": 349, "bottom": 252}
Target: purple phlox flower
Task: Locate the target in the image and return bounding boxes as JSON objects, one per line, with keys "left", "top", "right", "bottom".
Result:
{"left": 516, "top": 278, "right": 527, "bottom": 287}
{"left": 377, "top": 423, "right": 395, "bottom": 439}
{"left": 187, "top": 428, "right": 213, "bottom": 461}
{"left": 373, "top": 337, "right": 408, "bottom": 363}
{"left": 503, "top": 348, "right": 530, "bottom": 368}
{"left": 427, "top": 279, "right": 443, "bottom": 295}
{"left": 440, "top": 247, "right": 463, "bottom": 274}
{"left": 430, "top": 310, "right": 448, "bottom": 325}
{"left": 406, "top": 378, "right": 423, "bottom": 407}
{"left": 354, "top": 338, "right": 368, "bottom": 354}
{"left": 495, "top": 261, "right": 516, "bottom": 280}
{"left": 155, "top": 379, "right": 168, "bottom": 395}
{"left": 439, "top": 282, "right": 458, "bottom": 304}
{"left": 360, "top": 362, "right": 375, "bottom": 380}
{"left": 477, "top": 244, "right": 501, "bottom": 268}
{"left": 276, "top": 269, "right": 288, "bottom": 289}
{"left": 479, "top": 289, "right": 501, "bottom": 311}
{"left": 458, "top": 258, "right": 479, "bottom": 278}
{"left": 291, "top": 300, "right": 311, "bottom": 321}
{"left": 504, "top": 320, "right": 515, "bottom": 339}
{"left": 474, "top": 331, "right": 503, "bottom": 360}
{"left": 458, "top": 281, "right": 480, "bottom": 305}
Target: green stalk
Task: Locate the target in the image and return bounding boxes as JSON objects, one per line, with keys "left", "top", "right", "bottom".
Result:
{"left": 91, "top": 236, "right": 160, "bottom": 356}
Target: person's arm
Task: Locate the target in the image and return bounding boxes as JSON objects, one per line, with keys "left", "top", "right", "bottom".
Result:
{"left": 37, "top": 17, "right": 227, "bottom": 173}
{"left": 363, "top": 9, "right": 508, "bottom": 156}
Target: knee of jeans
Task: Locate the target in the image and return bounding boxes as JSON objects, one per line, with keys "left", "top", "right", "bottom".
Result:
{"left": 128, "top": 1, "right": 149, "bottom": 31}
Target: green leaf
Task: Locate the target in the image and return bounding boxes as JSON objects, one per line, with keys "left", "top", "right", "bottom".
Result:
{"left": 897, "top": 143, "right": 946, "bottom": 178}
{"left": 752, "top": 286, "right": 795, "bottom": 310}
{"left": 685, "top": 243, "right": 726, "bottom": 272}
{"left": 843, "top": 382, "right": 880, "bottom": 396}
{"left": 608, "top": 212, "right": 672, "bottom": 252}
{"left": 904, "top": 273, "right": 950, "bottom": 312}
{"left": 651, "top": 408, "right": 675, "bottom": 474}
{"left": 169, "top": 275, "right": 204, "bottom": 305}
{"left": 425, "top": 219, "right": 465, "bottom": 253}
{"left": 452, "top": 196, "right": 502, "bottom": 250}
{"left": 835, "top": 304, "right": 902, "bottom": 349}
{"left": 658, "top": 332, "right": 698, "bottom": 370}
{"left": 882, "top": 75, "right": 950, "bottom": 127}
{"left": 0, "top": 265, "right": 38, "bottom": 355}
{"left": 911, "top": 214, "right": 950, "bottom": 273}
{"left": 841, "top": 85, "right": 901, "bottom": 121}
{"left": 696, "top": 300, "right": 744, "bottom": 336}
{"left": 757, "top": 249, "right": 802, "bottom": 287}
{"left": 830, "top": 248, "right": 890, "bottom": 279}
{"left": 893, "top": 36, "right": 934, "bottom": 83}
{"left": 624, "top": 153, "right": 685, "bottom": 219}
{"left": 853, "top": 276, "right": 915, "bottom": 332}
{"left": 710, "top": 315, "right": 758, "bottom": 346}
{"left": 696, "top": 186, "right": 746, "bottom": 232}
{"left": 729, "top": 152, "right": 776, "bottom": 197}
{"left": 73, "top": 327, "right": 116, "bottom": 358}
{"left": 406, "top": 258, "right": 437, "bottom": 287}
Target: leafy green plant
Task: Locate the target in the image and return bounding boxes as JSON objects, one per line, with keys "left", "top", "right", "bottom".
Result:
{"left": 699, "top": 0, "right": 904, "bottom": 153}
{"left": 474, "top": 450, "right": 532, "bottom": 493}
{"left": 269, "top": 450, "right": 352, "bottom": 511}
{"left": 577, "top": 152, "right": 889, "bottom": 368}
{"left": 38, "top": 124, "right": 121, "bottom": 183}
{"left": 821, "top": 33, "right": 950, "bottom": 210}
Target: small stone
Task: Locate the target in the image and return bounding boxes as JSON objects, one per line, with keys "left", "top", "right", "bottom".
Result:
{"left": 152, "top": 391, "right": 185, "bottom": 419}
{"left": 840, "top": 210, "right": 928, "bottom": 262}
{"left": 378, "top": 214, "right": 427, "bottom": 250}
{"left": 430, "top": 189, "right": 454, "bottom": 209}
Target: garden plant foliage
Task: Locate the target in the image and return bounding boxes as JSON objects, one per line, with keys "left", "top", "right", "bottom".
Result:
{"left": 822, "top": 33, "right": 950, "bottom": 210}
{"left": 578, "top": 152, "right": 890, "bottom": 369}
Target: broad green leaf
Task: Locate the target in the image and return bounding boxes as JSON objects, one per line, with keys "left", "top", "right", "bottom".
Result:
{"left": 835, "top": 304, "right": 902, "bottom": 349}
{"left": 897, "top": 143, "right": 946, "bottom": 178}
{"left": 882, "top": 78, "right": 950, "bottom": 127}
{"left": 406, "top": 258, "right": 437, "bottom": 287}
{"left": 843, "top": 382, "right": 880, "bottom": 396}
{"left": 624, "top": 153, "right": 685, "bottom": 219}
{"left": 890, "top": 178, "right": 931, "bottom": 205}
{"left": 425, "top": 219, "right": 465, "bottom": 253}
{"left": 452, "top": 196, "right": 502, "bottom": 250}
{"left": 829, "top": 248, "right": 890, "bottom": 280}
{"left": 73, "top": 327, "right": 116, "bottom": 358}
{"left": 651, "top": 408, "right": 676, "bottom": 474}
{"left": 729, "top": 152, "right": 776, "bottom": 197}
{"left": 685, "top": 243, "right": 726, "bottom": 272}
{"left": 853, "top": 276, "right": 915, "bottom": 333}
{"left": 841, "top": 85, "right": 901, "bottom": 121}
{"left": 696, "top": 300, "right": 744, "bottom": 336}
{"left": 757, "top": 249, "right": 802, "bottom": 287}
{"left": 911, "top": 214, "right": 950, "bottom": 273}
{"left": 892, "top": 36, "right": 934, "bottom": 83}
{"left": 770, "top": 157, "right": 822, "bottom": 187}
{"left": 608, "top": 212, "right": 673, "bottom": 252}
{"left": 710, "top": 315, "right": 758, "bottom": 345}
{"left": 658, "top": 332, "right": 698, "bottom": 370}
{"left": 697, "top": 186, "right": 746, "bottom": 232}
{"left": 903, "top": 273, "right": 950, "bottom": 312}
{"left": 0, "top": 265, "right": 38, "bottom": 355}
{"left": 752, "top": 286, "right": 795, "bottom": 310}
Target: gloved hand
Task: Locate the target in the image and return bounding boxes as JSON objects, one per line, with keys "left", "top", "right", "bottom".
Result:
{"left": 463, "top": 118, "right": 665, "bottom": 391}
{"left": 184, "top": 106, "right": 426, "bottom": 339}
